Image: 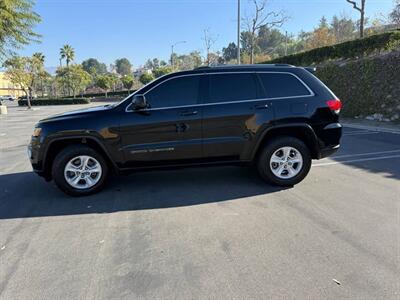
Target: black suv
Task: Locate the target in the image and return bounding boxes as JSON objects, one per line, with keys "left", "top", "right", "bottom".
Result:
{"left": 28, "top": 64, "right": 342, "bottom": 196}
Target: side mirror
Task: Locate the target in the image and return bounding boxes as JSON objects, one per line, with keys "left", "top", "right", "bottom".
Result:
{"left": 132, "top": 94, "right": 148, "bottom": 110}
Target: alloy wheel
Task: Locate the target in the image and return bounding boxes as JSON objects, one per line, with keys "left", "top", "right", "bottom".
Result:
{"left": 269, "top": 146, "right": 303, "bottom": 179}
{"left": 64, "top": 155, "right": 102, "bottom": 189}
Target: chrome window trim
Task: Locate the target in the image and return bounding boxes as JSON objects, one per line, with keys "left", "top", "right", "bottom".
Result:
{"left": 126, "top": 71, "right": 315, "bottom": 112}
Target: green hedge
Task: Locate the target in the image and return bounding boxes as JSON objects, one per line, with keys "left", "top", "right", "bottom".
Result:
{"left": 65, "top": 89, "right": 137, "bottom": 98}
{"left": 316, "top": 51, "right": 400, "bottom": 120}
{"left": 18, "top": 98, "right": 91, "bottom": 106}
{"left": 265, "top": 30, "right": 400, "bottom": 66}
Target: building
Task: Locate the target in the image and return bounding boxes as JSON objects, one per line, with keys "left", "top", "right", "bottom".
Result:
{"left": 0, "top": 72, "right": 25, "bottom": 98}
{"left": 133, "top": 67, "right": 153, "bottom": 79}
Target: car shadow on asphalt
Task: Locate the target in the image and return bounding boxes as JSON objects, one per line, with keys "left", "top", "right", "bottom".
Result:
{"left": 0, "top": 166, "right": 286, "bottom": 220}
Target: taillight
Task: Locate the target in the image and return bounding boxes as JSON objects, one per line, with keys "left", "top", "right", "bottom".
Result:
{"left": 326, "top": 99, "right": 342, "bottom": 114}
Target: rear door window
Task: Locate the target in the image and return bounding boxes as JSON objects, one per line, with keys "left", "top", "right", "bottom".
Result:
{"left": 207, "top": 73, "right": 257, "bottom": 103}
{"left": 258, "top": 73, "right": 312, "bottom": 98}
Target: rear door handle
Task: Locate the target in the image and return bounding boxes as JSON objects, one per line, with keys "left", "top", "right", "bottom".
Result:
{"left": 180, "top": 110, "right": 198, "bottom": 116}
{"left": 255, "top": 104, "right": 269, "bottom": 109}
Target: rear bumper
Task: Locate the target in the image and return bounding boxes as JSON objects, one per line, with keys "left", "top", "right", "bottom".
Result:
{"left": 319, "top": 144, "right": 340, "bottom": 159}
{"left": 316, "top": 122, "right": 342, "bottom": 159}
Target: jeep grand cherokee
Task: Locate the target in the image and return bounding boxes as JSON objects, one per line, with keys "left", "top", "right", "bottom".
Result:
{"left": 28, "top": 64, "right": 342, "bottom": 196}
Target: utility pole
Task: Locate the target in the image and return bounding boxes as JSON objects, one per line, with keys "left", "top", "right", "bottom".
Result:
{"left": 237, "top": 0, "right": 241, "bottom": 64}
{"left": 285, "top": 31, "right": 288, "bottom": 56}
{"left": 171, "top": 41, "right": 186, "bottom": 70}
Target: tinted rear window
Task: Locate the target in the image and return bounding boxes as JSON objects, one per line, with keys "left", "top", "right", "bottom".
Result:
{"left": 258, "top": 73, "right": 311, "bottom": 98}
{"left": 207, "top": 73, "right": 257, "bottom": 103}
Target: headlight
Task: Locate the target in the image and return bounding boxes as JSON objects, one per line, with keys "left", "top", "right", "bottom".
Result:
{"left": 32, "top": 128, "right": 42, "bottom": 137}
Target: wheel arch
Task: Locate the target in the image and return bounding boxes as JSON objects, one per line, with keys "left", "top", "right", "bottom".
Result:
{"left": 43, "top": 136, "right": 117, "bottom": 180}
{"left": 251, "top": 123, "right": 320, "bottom": 161}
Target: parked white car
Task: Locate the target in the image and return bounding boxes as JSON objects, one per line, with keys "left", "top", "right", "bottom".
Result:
{"left": 0, "top": 95, "right": 16, "bottom": 101}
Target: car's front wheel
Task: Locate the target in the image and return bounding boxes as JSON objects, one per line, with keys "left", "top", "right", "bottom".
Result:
{"left": 257, "top": 136, "right": 311, "bottom": 187}
{"left": 52, "top": 145, "right": 108, "bottom": 196}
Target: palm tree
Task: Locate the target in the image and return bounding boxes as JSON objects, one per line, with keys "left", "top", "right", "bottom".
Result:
{"left": 60, "top": 45, "right": 75, "bottom": 95}
{"left": 33, "top": 52, "right": 46, "bottom": 97}
{"left": 60, "top": 44, "right": 75, "bottom": 67}
{"left": 33, "top": 52, "right": 45, "bottom": 64}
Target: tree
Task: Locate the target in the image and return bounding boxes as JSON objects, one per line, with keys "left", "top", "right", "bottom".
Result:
{"left": 319, "top": 16, "right": 329, "bottom": 29}
{"left": 331, "top": 15, "right": 356, "bottom": 42}
{"left": 389, "top": 0, "right": 400, "bottom": 25}
{"left": 139, "top": 73, "right": 155, "bottom": 85}
{"left": 115, "top": 58, "right": 132, "bottom": 75}
{"left": 153, "top": 66, "right": 173, "bottom": 78}
{"left": 222, "top": 42, "right": 238, "bottom": 62}
{"left": 3, "top": 55, "right": 42, "bottom": 108}
{"left": 169, "top": 51, "right": 202, "bottom": 71}
{"left": 202, "top": 28, "right": 218, "bottom": 66}
{"left": 96, "top": 74, "right": 114, "bottom": 97}
{"left": 345, "top": 0, "right": 366, "bottom": 38}
{"left": 305, "top": 27, "right": 336, "bottom": 50}
{"left": 240, "top": 31, "right": 257, "bottom": 57}
{"left": 257, "top": 26, "right": 286, "bottom": 56}
{"left": 32, "top": 52, "right": 46, "bottom": 96}
{"left": 0, "top": 0, "right": 41, "bottom": 59}
{"left": 81, "top": 58, "right": 107, "bottom": 75}
{"left": 243, "top": 0, "right": 287, "bottom": 64}
{"left": 56, "top": 65, "right": 91, "bottom": 97}
{"left": 207, "top": 52, "right": 223, "bottom": 66}
{"left": 68, "top": 66, "right": 91, "bottom": 97}
{"left": 121, "top": 75, "right": 134, "bottom": 92}
{"left": 59, "top": 44, "right": 75, "bottom": 96}
{"left": 60, "top": 44, "right": 75, "bottom": 67}
{"left": 144, "top": 58, "right": 166, "bottom": 70}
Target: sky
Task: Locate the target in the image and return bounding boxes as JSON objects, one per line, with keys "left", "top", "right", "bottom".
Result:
{"left": 19, "top": 0, "right": 395, "bottom": 69}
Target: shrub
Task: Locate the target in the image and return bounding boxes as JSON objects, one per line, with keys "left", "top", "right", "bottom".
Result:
{"left": 18, "top": 98, "right": 91, "bottom": 106}
{"left": 140, "top": 73, "right": 155, "bottom": 85}
{"left": 316, "top": 51, "right": 400, "bottom": 120}
{"left": 264, "top": 31, "right": 400, "bottom": 66}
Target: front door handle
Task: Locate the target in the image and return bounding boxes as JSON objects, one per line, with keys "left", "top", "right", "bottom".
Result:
{"left": 180, "top": 110, "right": 198, "bottom": 116}
{"left": 176, "top": 123, "right": 189, "bottom": 132}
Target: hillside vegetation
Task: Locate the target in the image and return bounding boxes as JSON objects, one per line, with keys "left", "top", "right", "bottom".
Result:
{"left": 265, "top": 31, "right": 400, "bottom": 121}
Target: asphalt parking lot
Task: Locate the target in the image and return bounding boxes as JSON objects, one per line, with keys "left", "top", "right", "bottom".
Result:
{"left": 1, "top": 102, "right": 399, "bottom": 299}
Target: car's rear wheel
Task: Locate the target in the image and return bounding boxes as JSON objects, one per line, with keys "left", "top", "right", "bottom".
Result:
{"left": 257, "top": 136, "right": 311, "bottom": 187}
{"left": 52, "top": 145, "right": 108, "bottom": 196}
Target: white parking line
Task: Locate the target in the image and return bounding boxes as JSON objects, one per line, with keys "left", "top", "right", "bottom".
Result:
{"left": 313, "top": 154, "right": 400, "bottom": 166}
{"left": 343, "top": 131, "right": 379, "bottom": 136}
{"left": 343, "top": 130, "right": 369, "bottom": 134}
{"left": 343, "top": 124, "right": 400, "bottom": 135}
{"left": 331, "top": 149, "right": 400, "bottom": 159}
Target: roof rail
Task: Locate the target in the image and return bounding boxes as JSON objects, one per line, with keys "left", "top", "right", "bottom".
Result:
{"left": 194, "top": 66, "right": 210, "bottom": 69}
{"left": 193, "top": 63, "right": 296, "bottom": 70}
{"left": 303, "top": 66, "right": 316, "bottom": 73}
{"left": 273, "top": 63, "right": 295, "bottom": 67}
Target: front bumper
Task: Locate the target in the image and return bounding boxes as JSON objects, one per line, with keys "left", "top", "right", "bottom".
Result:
{"left": 28, "top": 137, "right": 45, "bottom": 175}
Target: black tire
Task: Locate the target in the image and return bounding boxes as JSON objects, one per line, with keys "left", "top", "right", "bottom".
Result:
{"left": 52, "top": 145, "right": 108, "bottom": 196}
{"left": 257, "top": 136, "right": 311, "bottom": 187}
